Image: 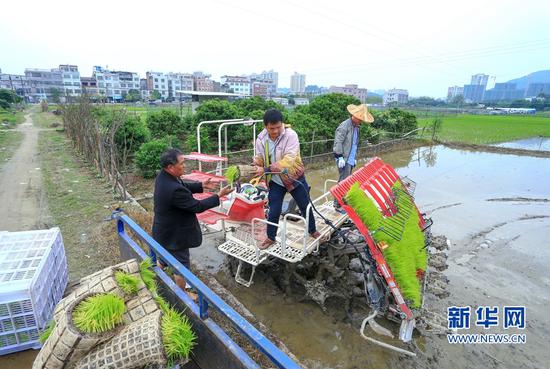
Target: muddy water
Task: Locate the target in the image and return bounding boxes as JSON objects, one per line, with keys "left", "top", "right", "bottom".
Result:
{"left": 205, "top": 144, "right": 550, "bottom": 369}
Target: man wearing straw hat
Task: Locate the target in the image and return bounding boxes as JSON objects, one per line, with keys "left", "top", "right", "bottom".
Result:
{"left": 333, "top": 104, "right": 374, "bottom": 207}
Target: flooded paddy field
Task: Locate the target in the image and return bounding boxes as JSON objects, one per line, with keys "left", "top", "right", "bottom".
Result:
{"left": 195, "top": 142, "right": 550, "bottom": 368}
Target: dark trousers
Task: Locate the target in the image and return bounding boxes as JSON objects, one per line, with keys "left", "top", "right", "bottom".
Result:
{"left": 267, "top": 177, "right": 316, "bottom": 241}
{"left": 334, "top": 163, "right": 355, "bottom": 207}
{"left": 338, "top": 163, "right": 354, "bottom": 182}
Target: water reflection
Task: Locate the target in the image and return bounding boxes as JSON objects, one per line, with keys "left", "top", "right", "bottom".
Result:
{"left": 492, "top": 137, "right": 550, "bottom": 151}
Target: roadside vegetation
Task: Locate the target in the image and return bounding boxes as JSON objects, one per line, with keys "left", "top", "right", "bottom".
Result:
{"left": 38, "top": 129, "right": 120, "bottom": 279}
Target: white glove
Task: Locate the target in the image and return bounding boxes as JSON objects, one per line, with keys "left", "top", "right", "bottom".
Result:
{"left": 337, "top": 157, "right": 345, "bottom": 169}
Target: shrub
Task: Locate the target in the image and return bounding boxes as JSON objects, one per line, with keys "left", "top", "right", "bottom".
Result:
{"left": 146, "top": 110, "right": 184, "bottom": 139}
{"left": 72, "top": 294, "right": 126, "bottom": 333}
{"left": 135, "top": 137, "right": 180, "bottom": 178}
{"left": 115, "top": 115, "right": 150, "bottom": 155}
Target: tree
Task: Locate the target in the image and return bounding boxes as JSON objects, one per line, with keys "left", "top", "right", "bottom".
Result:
{"left": 0, "top": 89, "right": 20, "bottom": 109}
{"left": 450, "top": 95, "right": 464, "bottom": 109}
{"left": 150, "top": 90, "right": 161, "bottom": 101}
{"left": 302, "top": 93, "right": 361, "bottom": 139}
{"left": 189, "top": 99, "right": 242, "bottom": 152}
{"left": 124, "top": 89, "right": 141, "bottom": 102}
{"left": 50, "top": 88, "right": 62, "bottom": 104}
{"left": 146, "top": 109, "right": 184, "bottom": 139}
{"left": 135, "top": 139, "right": 171, "bottom": 178}
{"left": 372, "top": 108, "right": 418, "bottom": 136}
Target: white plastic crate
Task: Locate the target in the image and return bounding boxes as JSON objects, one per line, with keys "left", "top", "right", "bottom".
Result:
{"left": 0, "top": 228, "right": 68, "bottom": 355}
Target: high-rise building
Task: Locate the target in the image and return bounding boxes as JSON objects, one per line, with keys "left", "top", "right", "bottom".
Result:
{"left": 290, "top": 72, "right": 306, "bottom": 94}
{"left": 329, "top": 84, "right": 367, "bottom": 103}
{"left": 447, "top": 86, "right": 464, "bottom": 101}
{"left": 463, "top": 73, "right": 490, "bottom": 103}
{"left": 470, "top": 74, "right": 489, "bottom": 86}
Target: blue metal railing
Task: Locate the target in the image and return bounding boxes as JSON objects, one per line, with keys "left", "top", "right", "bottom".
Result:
{"left": 115, "top": 213, "right": 300, "bottom": 369}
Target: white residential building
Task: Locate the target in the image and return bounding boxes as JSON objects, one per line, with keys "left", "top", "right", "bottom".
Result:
{"left": 59, "top": 65, "right": 81, "bottom": 99}
{"left": 290, "top": 72, "right": 306, "bottom": 94}
{"left": 270, "top": 97, "right": 289, "bottom": 106}
{"left": 146, "top": 71, "right": 169, "bottom": 99}
{"left": 166, "top": 72, "right": 194, "bottom": 100}
{"left": 383, "top": 89, "right": 409, "bottom": 105}
{"left": 93, "top": 66, "right": 140, "bottom": 101}
{"left": 294, "top": 97, "right": 309, "bottom": 106}
{"left": 220, "top": 75, "right": 250, "bottom": 95}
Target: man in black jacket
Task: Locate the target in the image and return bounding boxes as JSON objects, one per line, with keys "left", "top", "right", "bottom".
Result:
{"left": 152, "top": 149, "right": 233, "bottom": 294}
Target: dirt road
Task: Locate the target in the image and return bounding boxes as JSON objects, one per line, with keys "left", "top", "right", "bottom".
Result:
{"left": 0, "top": 114, "right": 49, "bottom": 231}
{"left": 0, "top": 113, "right": 48, "bottom": 368}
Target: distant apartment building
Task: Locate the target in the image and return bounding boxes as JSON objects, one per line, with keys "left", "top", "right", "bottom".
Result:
{"left": 463, "top": 84, "right": 486, "bottom": 103}
{"left": 447, "top": 85, "right": 464, "bottom": 100}
{"left": 270, "top": 97, "right": 289, "bottom": 106}
{"left": 470, "top": 74, "right": 489, "bottom": 86}
{"left": 290, "top": 72, "right": 306, "bottom": 94}
{"left": 329, "top": 84, "right": 367, "bottom": 103}
{"left": 59, "top": 65, "right": 81, "bottom": 99}
{"left": 24, "top": 67, "right": 64, "bottom": 102}
{"left": 146, "top": 71, "right": 169, "bottom": 99}
{"left": 166, "top": 72, "right": 194, "bottom": 100}
{"left": 483, "top": 83, "right": 524, "bottom": 102}
{"left": 220, "top": 75, "right": 250, "bottom": 95}
{"left": 0, "top": 72, "right": 31, "bottom": 100}
{"left": 525, "top": 83, "right": 550, "bottom": 97}
{"left": 294, "top": 97, "right": 309, "bottom": 106}
{"left": 250, "top": 70, "right": 278, "bottom": 96}
{"left": 463, "top": 73, "right": 489, "bottom": 103}
{"left": 192, "top": 72, "right": 215, "bottom": 92}
{"left": 383, "top": 89, "right": 409, "bottom": 105}
{"left": 93, "top": 66, "right": 140, "bottom": 102}
{"left": 305, "top": 85, "right": 327, "bottom": 96}
{"left": 80, "top": 77, "right": 98, "bottom": 96}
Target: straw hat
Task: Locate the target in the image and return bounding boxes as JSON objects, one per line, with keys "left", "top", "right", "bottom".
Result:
{"left": 347, "top": 104, "right": 374, "bottom": 123}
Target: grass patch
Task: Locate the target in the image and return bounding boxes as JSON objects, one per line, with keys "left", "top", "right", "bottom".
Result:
{"left": 418, "top": 114, "right": 550, "bottom": 144}
{"left": 115, "top": 271, "right": 140, "bottom": 295}
{"left": 38, "top": 130, "right": 118, "bottom": 279}
{"left": 39, "top": 320, "right": 56, "bottom": 344}
{"left": 31, "top": 109, "right": 62, "bottom": 129}
{"left": 0, "top": 130, "right": 23, "bottom": 169}
{"left": 162, "top": 307, "right": 196, "bottom": 363}
{"left": 73, "top": 294, "right": 125, "bottom": 334}
{"left": 0, "top": 109, "right": 25, "bottom": 128}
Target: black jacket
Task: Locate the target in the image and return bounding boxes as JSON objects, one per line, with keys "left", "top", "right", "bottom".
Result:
{"left": 152, "top": 170, "right": 220, "bottom": 250}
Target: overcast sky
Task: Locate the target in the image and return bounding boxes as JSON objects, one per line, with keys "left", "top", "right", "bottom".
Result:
{"left": 1, "top": 0, "right": 549, "bottom": 97}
